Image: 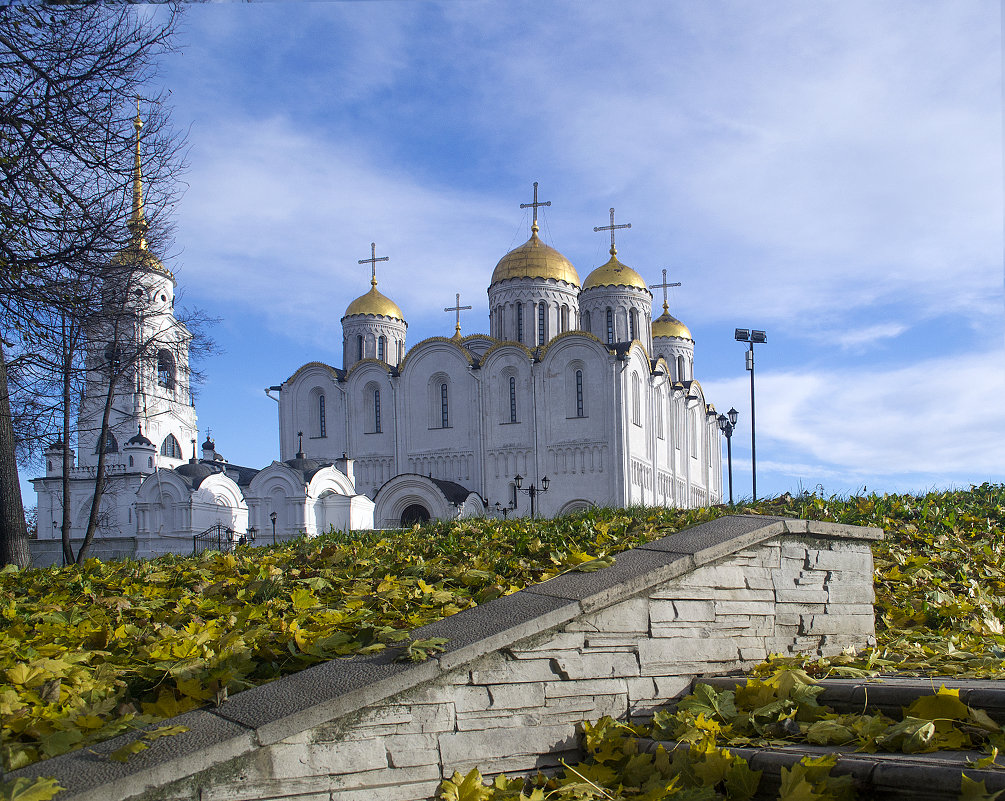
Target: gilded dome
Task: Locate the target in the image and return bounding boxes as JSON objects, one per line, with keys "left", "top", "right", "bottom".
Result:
{"left": 652, "top": 308, "right": 692, "bottom": 340}
{"left": 582, "top": 254, "right": 648, "bottom": 291}
{"left": 490, "top": 230, "right": 580, "bottom": 287}
{"left": 344, "top": 278, "right": 405, "bottom": 321}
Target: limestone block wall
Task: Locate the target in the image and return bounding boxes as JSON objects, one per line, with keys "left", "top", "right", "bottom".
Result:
{"left": 12, "top": 515, "right": 881, "bottom": 801}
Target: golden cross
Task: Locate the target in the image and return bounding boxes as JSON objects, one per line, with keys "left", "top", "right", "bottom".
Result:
{"left": 649, "top": 268, "right": 682, "bottom": 312}
{"left": 520, "top": 181, "right": 551, "bottom": 230}
{"left": 358, "top": 242, "right": 389, "bottom": 284}
{"left": 593, "top": 207, "right": 631, "bottom": 256}
{"left": 444, "top": 293, "right": 472, "bottom": 337}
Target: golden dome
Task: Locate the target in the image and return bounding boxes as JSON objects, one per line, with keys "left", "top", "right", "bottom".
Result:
{"left": 344, "top": 278, "right": 405, "bottom": 321}
{"left": 652, "top": 307, "right": 692, "bottom": 340}
{"left": 112, "top": 243, "right": 174, "bottom": 279}
{"left": 490, "top": 229, "right": 580, "bottom": 287}
{"left": 582, "top": 254, "right": 648, "bottom": 291}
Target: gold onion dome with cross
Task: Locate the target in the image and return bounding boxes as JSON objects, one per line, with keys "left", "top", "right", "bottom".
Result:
{"left": 490, "top": 225, "right": 580, "bottom": 287}
{"left": 343, "top": 278, "right": 405, "bottom": 321}
{"left": 343, "top": 243, "right": 405, "bottom": 322}
{"left": 583, "top": 207, "right": 646, "bottom": 291}
{"left": 652, "top": 306, "right": 692, "bottom": 340}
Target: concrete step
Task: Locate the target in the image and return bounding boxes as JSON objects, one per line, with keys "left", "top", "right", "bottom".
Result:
{"left": 648, "top": 675, "right": 1005, "bottom": 799}
{"left": 699, "top": 674, "right": 1005, "bottom": 723}
{"left": 637, "top": 739, "right": 1004, "bottom": 801}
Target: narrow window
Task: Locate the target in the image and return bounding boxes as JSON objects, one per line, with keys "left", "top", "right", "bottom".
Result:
{"left": 509, "top": 376, "right": 517, "bottom": 423}
{"left": 157, "top": 350, "right": 175, "bottom": 389}
{"left": 538, "top": 302, "right": 546, "bottom": 345}
{"left": 561, "top": 306, "right": 569, "bottom": 333}
{"left": 374, "top": 389, "right": 382, "bottom": 433}
{"left": 632, "top": 374, "right": 641, "bottom": 426}
{"left": 128, "top": 455, "right": 134, "bottom": 467}
{"left": 629, "top": 310, "right": 637, "bottom": 342}
{"left": 160, "top": 434, "right": 181, "bottom": 459}
{"left": 356, "top": 335, "right": 363, "bottom": 361}
{"left": 677, "top": 355, "right": 685, "bottom": 381}
{"left": 582, "top": 310, "right": 591, "bottom": 333}
{"left": 378, "top": 336, "right": 386, "bottom": 362}
{"left": 517, "top": 304, "right": 524, "bottom": 343}
{"left": 606, "top": 308, "right": 614, "bottom": 344}
{"left": 318, "top": 394, "right": 326, "bottom": 438}
{"left": 576, "top": 370, "right": 584, "bottom": 417}
{"left": 398, "top": 341, "right": 404, "bottom": 363}
{"left": 440, "top": 383, "right": 449, "bottom": 428}
{"left": 96, "top": 431, "right": 118, "bottom": 454}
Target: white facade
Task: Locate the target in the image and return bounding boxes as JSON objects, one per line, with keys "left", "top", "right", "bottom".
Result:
{"left": 276, "top": 210, "right": 724, "bottom": 527}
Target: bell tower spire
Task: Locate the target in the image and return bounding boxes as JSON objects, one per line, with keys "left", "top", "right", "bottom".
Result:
{"left": 127, "top": 99, "right": 148, "bottom": 250}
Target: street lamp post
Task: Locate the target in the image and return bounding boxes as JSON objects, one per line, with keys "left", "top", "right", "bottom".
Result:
{"left": 494, "top": 501, "right": 515, "bottom": 520}
{"left": 269, "top": 511, "right": 277, "bottom": 546}
{"left": 513, "top": 474, "right": 550, "bottom": 519}
{"left": 734, "top": 329, "right": 767, "bottom": 501}
{"left": 716, "top": 407, "right": 739, "bottom": 505}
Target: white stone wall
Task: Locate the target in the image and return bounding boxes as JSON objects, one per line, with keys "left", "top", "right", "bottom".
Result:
{"left": 30, "top": 521, "right": 879, "bottom": 801}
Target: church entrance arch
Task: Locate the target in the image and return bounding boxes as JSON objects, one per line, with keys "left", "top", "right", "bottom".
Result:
{"left": 400, "top": 504, "right": 430, "bottom": 527}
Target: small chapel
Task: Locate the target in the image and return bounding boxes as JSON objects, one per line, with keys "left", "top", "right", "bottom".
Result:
{"left": 275, "top": 186, "right": 724, "bottom": 528}
{"left": 31, "top": 142, "right": 723, "bottom": 562}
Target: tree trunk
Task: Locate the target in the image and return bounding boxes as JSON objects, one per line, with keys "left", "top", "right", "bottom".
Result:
{"left": 0, "top": 338, "right": 30, "bottom": 567}
{"left": 77, "top": 369, "right": 116, "bottom": 564}
{"left": 60, "top": 313, "right": 74, "bottom": 566}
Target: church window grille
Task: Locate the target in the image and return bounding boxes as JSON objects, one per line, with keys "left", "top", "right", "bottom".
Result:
{"left": 517, "top": 304, "right": 524, "bottom": 343}
{"left": 157, "top": 350, "right": 176, "bottom": 389}
{"left": 374, "top": 389, "right": 382, "bottom": 433}
{"left": 160, "top": 434, "right": 181, "bottom": 459}
{"left": 576, "top": 370, "right": 584, "bottom": 417}
{"left": 538, "top": 303, "right": 546, "bottom": 345}
{"left": 509, "top": 377, "right": 517, "bottom": 423}
{"left": 377, "top": 336, "right": 386, "bottom": 362}
{"left": 96, "top": 431, "right": 118, "bottom": 454}
{"left": 606, "top": 309, "right": 614, "bottom": 344}
{"left": 356, "top": 335, "right": 363, "bottom": 362}
{"left": 581, "top": 310, "right": 591, "bottom": 333}
{"left": 318, "top": 394, "right": 326, "bottom": 438}
{"left": 632, "top": 374, "right": 641, "bottom": 427}
{"left": 440, "top": 383, "right": 449, "bottom": 428}
{"left": 629, "top": 310, "right": 637, "bottom": 342}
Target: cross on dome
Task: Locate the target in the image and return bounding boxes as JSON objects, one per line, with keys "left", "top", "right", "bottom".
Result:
{"left": 520, "top": 181, "right": 551, "bottom": 233}
{"left": 358, "top": 242, "right": 390, "bottom": 288}
{"left": 594, "top": 208, "right": 631, "bottom": 256}
{"left": 444, "top": 292, "right": 472, "bottom": 338}
{"left": 650, "top": 268, "right": 682, "bottom": 314}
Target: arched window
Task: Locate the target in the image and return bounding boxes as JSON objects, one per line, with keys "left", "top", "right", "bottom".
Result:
{"left": 629, "top": 310, "right": 638, "bottom": 342}
{"left": 537, "top": 302, "right": 546, "bottom": 346}
{"left": 356, "top": 335, "right": 363, "bottom": 362}
{"left": 160, "top": 434, "right": 181, "bottom": 459}
{"left": 575, "top": 369, "right": 584, "bottom": 417}
{"left": 440, "top": 383, "right": 449, "bottom": 428}
{"left": 517, "top": 304, "right": 524, "bottom": 343}
{"left": 397, "top": 341, "right": 404, "bottom": 363}
{"left": 104, "top": 344, "right": 122, "bottom": 373}
{"left": 560, "top": 305, "right": 569, "bottom": 333}
{"left": 677, "top": 355, "right": 685, "bottom": 381}
{"left": 309, "top": 388, "right": 326, "bottom": 438}
{"left": 371, "top": 388, "right": 381, "bottom": 433}
{"left": 95, "top": 431, "right": 118, "bottom": 454}
{"left": 606, "top": 308, "right": 614, "bottom": 344}
{"left": 581, "top": 310, "right": 591, "bottom": 334}
{"left": 128, "top": 455, "right": 134, "bottom": 467}
{"left": 377, "top": 336, "right": 386, "bottom": 362}
{"left": 632, "top": 373, "right": 641, "bottom": 427}
{"left": 509, "top": 376, "right": 517, "bottom": 423}
{"left": 157, "top": 349, "right": 175, "bottom": 389}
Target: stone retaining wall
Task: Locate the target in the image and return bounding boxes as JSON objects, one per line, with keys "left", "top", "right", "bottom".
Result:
{"left": 12, "top": 515, "right": 881, "bottom": 801}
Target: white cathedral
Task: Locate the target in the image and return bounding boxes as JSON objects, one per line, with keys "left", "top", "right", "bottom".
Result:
{"left": 31, "top": 129, "right": 723, "bottom": 563}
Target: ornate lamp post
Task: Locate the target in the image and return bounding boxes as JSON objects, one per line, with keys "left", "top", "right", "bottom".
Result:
{"left": 734, "top": 329, "right": 767, "bottom": 502}
{"left": 269, "top": 510, "right": 277, "bottom": 546}
{"left": 513, "top": 474, "right": 550, "bottom": 519}
{"left": 494, "top": 501, "right": 516, "bottom": 520}
{"left": 716, "top": 407, "right": 739, "bottom": 505}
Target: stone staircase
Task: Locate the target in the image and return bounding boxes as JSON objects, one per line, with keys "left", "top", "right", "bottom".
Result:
{"left": 643, "top": 675, "right": 1005, "bottom": 800}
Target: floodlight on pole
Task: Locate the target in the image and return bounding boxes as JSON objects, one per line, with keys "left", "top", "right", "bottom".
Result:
{"left": 734, "top": 328, "right": 767, "bottom": 502}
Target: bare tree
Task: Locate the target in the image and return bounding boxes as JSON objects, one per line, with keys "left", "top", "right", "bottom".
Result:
{"left": 0, "top": 6, "right": 184, "bottom": 566}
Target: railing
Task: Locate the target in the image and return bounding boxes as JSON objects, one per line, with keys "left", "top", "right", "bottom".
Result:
{"left": 192, "top": 523, "right": 245, "bottom": 556}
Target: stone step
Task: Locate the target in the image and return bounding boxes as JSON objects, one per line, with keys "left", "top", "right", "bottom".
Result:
{"left": 638, "top": 739, "right": 1004, "bottom": 801}
{"left": 698, "top": 674, "right": 1005, "bottom": 723}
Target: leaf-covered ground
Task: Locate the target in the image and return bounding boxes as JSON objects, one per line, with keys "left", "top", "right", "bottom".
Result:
{"left": 3, "top": 483, "right": 1005, "bottom": 798}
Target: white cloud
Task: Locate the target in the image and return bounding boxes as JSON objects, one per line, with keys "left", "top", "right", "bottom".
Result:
{"left": 703, "top": 348, "right": 1005, "bottom": 483}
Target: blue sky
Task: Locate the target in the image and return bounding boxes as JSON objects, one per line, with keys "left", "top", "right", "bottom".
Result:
{"left": 21, "top": 1, "right": 1005, "bottom": 505}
